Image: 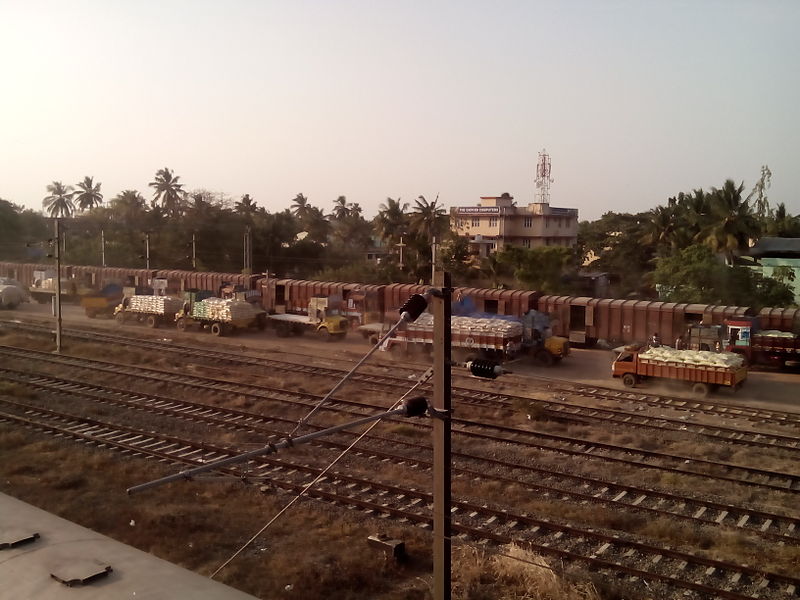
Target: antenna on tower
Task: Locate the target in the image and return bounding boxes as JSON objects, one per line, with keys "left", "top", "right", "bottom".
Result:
{"left": 535, "top": 148, "right": 553, "bottom": 204}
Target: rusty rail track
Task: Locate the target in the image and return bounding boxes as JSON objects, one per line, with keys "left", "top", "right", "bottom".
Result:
{"left": 2, "top": 363, "right": 800, "bottom": 544}
{"left": 1, "top": 398, "right": 799, "bottom": 600}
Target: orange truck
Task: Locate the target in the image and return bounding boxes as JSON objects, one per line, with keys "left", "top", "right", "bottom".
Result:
{"left": 611, "top": 346, "right": 747, "bottom": 398}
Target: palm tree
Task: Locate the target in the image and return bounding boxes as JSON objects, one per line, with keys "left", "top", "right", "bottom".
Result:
{"left": 74, "top": 176, "right": 103, "bottom": 211}
{"left": 291, "top": 193, "right": 311, "bottom": 220}
{"left": 149, "top": 167, "right": 185, "bottom": 216}
{"left": 695, "top": 180, "right": 761, "bottom": 264}
{"left": 641, "top": 204, "right": 679, "bottom": 252}
{"left": 374, "top": 197, "right": 409, "bottom": 246}
{"left": 235, "top": 194, "right": 258, "bottom": 216}
{"left": 110, "top": 190, "right": 147, "bottom": 226}
{"left": 42, "top": 181, "right": 76, "bottom": 218}
{"left": 331, "top": 195, "right": 349, "bottom": 220}
{"left": 409, "top": 194, "right": 448, "bottom": 243}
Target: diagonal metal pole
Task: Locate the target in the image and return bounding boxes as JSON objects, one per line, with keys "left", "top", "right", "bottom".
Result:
{"left": 432, "top": 269, "right": 451, "bottom": 600}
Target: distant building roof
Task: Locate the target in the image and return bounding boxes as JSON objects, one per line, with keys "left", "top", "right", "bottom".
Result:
{"left": 748, "top": 237, "right": 800, "bottom": 258}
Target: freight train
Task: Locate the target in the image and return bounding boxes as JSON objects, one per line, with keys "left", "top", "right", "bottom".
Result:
{"left": 1, "top": 261, "right": 798, "bottom": 349}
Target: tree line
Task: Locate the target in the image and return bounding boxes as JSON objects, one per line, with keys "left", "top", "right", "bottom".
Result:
{"left": 0, "top": 165, "right": 798, "bottom": 308}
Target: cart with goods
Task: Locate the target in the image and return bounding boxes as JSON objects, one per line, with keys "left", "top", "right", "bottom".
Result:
{"left": 612, "top": 345, "right": 747, "bottom": 398}
{"left": 382, "top": 310, "right": 569, "bottom": 366}
{"left": 114, "top": 295, "right": 184, "bottom": 328}
{"left": 175, "top": 297, "right": 266, "bottom": 336}
{"left": 266, "top": 296, "right": 349, "bottom": 341}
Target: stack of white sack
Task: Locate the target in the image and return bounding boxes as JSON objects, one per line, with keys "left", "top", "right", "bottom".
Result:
{"left": 191, "top": 298, "right": 258, "bottom": 322}
{"left": 128, "top": 295, "right": 183, "bottom": 315}
{"left": 758, "top": 330, "right": 797, "bottom": 338}
{"left": 640, "top": 347, "right": 744, "bottom": 369}
{"left": 405, "top": 314, "right": 523, "bottom": 338}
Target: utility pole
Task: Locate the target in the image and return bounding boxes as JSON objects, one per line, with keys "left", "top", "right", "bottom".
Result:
{"left": 243, "top": 226, "right": 252, "bottom": 274}
{"left": 431, "top": 236, "right": 438, "bottom": 284}
{"left": 396, "top": 236, "right": 406, "bottom": 270}
{"left": 100, "top": 229, "right": 106, "bottom": 267}
{"left": 145, "top": 233, "right": 151, "bottom": 270}
{"left": 192, "top": 232, "right": 197, "bottom": 270}
{"left": 432, "top": 268, "right": 452, "bottom": 600}
{"left": 54, "top": 219, "right": 63, "bottom": 354}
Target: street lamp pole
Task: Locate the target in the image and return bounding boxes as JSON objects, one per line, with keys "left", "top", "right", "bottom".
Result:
{"left": 54, "top": 219, "right": 62, "bottom": 354}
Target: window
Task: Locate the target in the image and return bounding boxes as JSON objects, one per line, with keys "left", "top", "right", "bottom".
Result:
{"left": 489, "top": 217, "right": 498, "bottom": 227}
{"left": 489, "top": 243, "right": 495, "bottom": 250}
{"left": 523, "top": 216, "right": 532, "bottom": 228}
{"left": 471, "top": 217, "right": 479, "bottom": 227}
{"left": 522, "top": 239, "right": 531, "bottom": 248}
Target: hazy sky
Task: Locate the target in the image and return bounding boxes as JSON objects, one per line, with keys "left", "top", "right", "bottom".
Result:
{"left": 1, "top": 0, "right": 798, "bottom": 221}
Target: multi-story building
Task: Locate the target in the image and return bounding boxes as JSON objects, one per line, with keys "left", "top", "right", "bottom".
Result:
{"left": 450, "top": 192, "right": 579, "bottom": 257}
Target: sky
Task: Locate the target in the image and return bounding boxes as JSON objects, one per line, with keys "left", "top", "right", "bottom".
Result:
{"left": 1, "top": 0, "right": 798, "bottom": 221}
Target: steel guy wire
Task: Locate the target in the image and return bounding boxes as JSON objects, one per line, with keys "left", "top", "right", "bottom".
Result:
{"left": 210, "top": 368, "right": 433, "bottom": 578}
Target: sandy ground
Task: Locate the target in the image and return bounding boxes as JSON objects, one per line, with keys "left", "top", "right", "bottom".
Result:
{"left": 4, "top": 300, "right": 799, "bottom": 413}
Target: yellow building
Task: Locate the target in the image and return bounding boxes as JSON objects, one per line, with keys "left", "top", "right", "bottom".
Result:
{"left": 451, "top": 192, "right": 579, "bottom": 257}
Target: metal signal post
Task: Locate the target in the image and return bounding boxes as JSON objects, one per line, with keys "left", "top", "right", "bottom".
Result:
{"left": 432, "top": 269, "right": 452, "bottom": 600}
{"left": 54, "top": 219, "right": 62, "bottom": 354}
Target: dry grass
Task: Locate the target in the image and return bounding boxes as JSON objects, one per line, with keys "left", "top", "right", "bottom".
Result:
{"left": 452, "top": 544, "right": 600, "bottom": 600}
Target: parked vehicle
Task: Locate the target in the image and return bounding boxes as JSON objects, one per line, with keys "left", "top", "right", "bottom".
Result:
{"left": 383, "top": 310, "right": 569, "bottom": 366}
{"left": 115, "top": 294, "right": 184, "bottom": 328}
{"left": 611, "top": 345, "right": 747, "bottom": 398}
{"left": 80, "top": 284, "right": 124, "bottom": 318}
{"left": 266, "top": 297, "right": 349, "bottom": 341}
{"left": 0, "top": 284, "right": 26, "bottom": 309}
{"left": 175, "top": 293, "right": 266, "bottom": 336}
{"left": 725, "top": 317, "right": 800, "bottom": 368}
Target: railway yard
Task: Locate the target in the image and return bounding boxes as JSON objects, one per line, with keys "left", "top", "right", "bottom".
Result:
{"left": 2, "top": 303, "right": 800, "bottom": 599}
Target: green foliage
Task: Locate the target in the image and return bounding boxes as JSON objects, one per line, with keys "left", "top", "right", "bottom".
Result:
{"left": 653, "top": 244, "right": 795, "bottom": 308}
{"left": 578, "top": 212, "right": 655, "bottom": 297}
{"left": 497, "top": 246, "right": 576, "bottom": 293}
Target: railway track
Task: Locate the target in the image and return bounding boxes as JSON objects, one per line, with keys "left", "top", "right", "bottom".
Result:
{"left": 2, "top": 361, "right": 800, "bottom": 544}
{"left": 3, "top": 321, "right": 800, "bottom": 448}
{"left": 2, "top": 397, "right": 799, "bottom": 600}
{"left": 4, "top": 339, "right": 800, "bottom": 496}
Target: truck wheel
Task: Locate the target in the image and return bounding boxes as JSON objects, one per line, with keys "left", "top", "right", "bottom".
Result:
{"left": 276, "top": 322, "right": 291, "bottom": 337}
{"left": 692, "top": 382, "right": 710, "bottom": 398}
{"left": 115, "top": 312, "right": 126, "bottom": 325}
{"left": 293, "top": 324, "right": 305, "bottom": 336}
{"left": 146, "top": 315, "right": 158, "bottom": 329}
{"left": 318, "top": 327, "right": 332, "bottom": 342}
{"left": 176, "top": 317, "right": 187, "bottom": 332}
{"left": 256, "top": 314, "right": 267, "bottom": 331}
{"left": 536, "top": 350, "right": 554, "bottom": 367}
{"left": 211, "top": 323, "right": 223, "bottom": 336}
{"left": 622, "top": 373, "right": 637, "bottom": 388}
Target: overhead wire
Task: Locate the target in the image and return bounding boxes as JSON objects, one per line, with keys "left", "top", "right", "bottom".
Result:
{"left": 210, "top": 368, "right": 433, "bottom": 579}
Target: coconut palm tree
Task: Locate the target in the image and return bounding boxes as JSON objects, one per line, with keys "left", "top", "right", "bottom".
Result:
{"left": 42, "top": 181, "right": 76, "bottom": 218}
{"left": 331, "top": 195, "right": 349, "bottom": 220}
{"left": 110, "top": 190, "right": 147, "bottom": 226}
{"left": 291, "top": 193, "right": 311, "bottom": 220}
{"left": 74, "top": 176, "right": 103, "bottom": 211}
{"left": 235, "top": 194, "right": 258, "bottom": 216}
{"left": 409, "top": 194, "right": 448, "bottom": 243}
{"left": 374, "top": 197, "right": 409, "bottom": 246}
{"left": 149, "top": 167, "right": 185, "bottom": 216}
{"left": 695, "top": 180, "right": 761, "bottom": 264}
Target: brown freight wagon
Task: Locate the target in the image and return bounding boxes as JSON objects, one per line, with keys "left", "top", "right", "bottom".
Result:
{"left": 539, "top": 296, "right": 753, "bottom": 347}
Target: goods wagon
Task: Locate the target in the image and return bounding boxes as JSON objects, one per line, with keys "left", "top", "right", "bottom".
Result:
{"left": 539, "top": 296, "right": 754, "bottom": 346}
{"left": 262, "top": 278, "right": 383, "bottom": 327}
